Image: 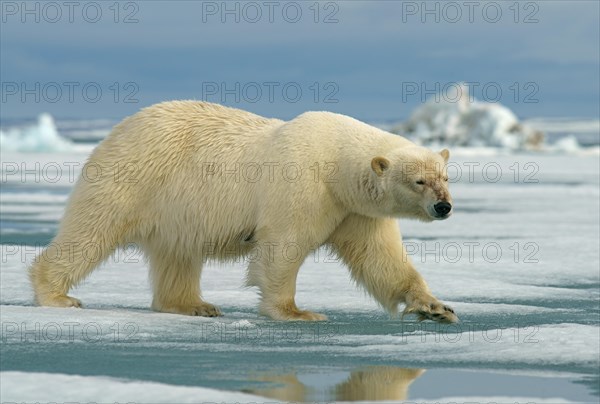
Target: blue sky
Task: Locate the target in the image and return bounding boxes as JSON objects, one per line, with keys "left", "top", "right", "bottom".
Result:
{"left": 1, "top": 1, "right": 598, "bottom": 121}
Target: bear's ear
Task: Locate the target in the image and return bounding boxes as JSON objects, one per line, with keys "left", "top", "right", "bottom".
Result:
{"left": 371, "top": 156, "right": 390, "bottom": 177}
{"left": 439, "top": 149, "right": 450, "bottom": 163}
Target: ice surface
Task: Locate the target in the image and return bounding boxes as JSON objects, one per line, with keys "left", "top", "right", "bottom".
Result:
{"left": 411, "top": 397, "right": 573, "bottom": 404}
{"left": 1, "top": 148, "right": 598, "bottom": 402}
{"left": 0, "top": 372, "right": 271, "bottom": 403}
{"left": 1, "top": 372, "right": 581, "bottom": 403}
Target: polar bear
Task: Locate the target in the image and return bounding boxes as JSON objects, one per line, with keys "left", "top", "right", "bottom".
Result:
{"left": 30, "top": 101, "right": 457, "bottom": 323}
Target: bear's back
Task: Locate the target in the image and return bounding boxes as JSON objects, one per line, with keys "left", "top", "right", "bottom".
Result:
{"left": 110, "top": 101, "right": 282, "bottom": 146}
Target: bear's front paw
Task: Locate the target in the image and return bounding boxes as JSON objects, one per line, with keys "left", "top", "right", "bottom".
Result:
{"left": 294, "top": 310, "right": 328, "bottom": 321}
{"left": 403, "top": 295, "right": 458, "bottom": 324}
{"left": 274, "top": 309, "right": 328, "bottom": 321}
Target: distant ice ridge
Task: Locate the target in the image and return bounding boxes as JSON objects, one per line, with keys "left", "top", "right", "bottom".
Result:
{"left": 0, "top": 113, "right": 75, "bottom": 152}
{"left": 393, "top": 84, "right": 545, "bottom": 151}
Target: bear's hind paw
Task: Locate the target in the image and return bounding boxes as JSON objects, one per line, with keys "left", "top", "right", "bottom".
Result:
{"left": 37, "top": 294, "right": 82, "bottom": 308}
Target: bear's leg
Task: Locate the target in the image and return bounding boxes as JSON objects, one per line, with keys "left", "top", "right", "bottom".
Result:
{"left": 30, "top": 226, "right": 118, "bottom": 308}
{"left": 247, "top": 242, "right": 326, "bottom": 321}
{"left": 328, "top": 214, "right": 458, "bottom": 323}
{"left": 149, "top": 252, "right": 221, "bottom": 317}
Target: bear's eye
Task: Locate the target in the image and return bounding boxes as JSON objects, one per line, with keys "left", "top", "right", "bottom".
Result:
{"left": 444, "top": 177, "right": 449, "bottom": 182}
{"left": 416, "top": 180, "right": 425, "bottom": 185}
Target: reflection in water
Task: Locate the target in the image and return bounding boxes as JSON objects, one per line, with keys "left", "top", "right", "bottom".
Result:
{"left": 245, "top": 366, "right": 425, "bottom": 402}
{"left": 335, "top": 367, "right": 425, "bottom": 401}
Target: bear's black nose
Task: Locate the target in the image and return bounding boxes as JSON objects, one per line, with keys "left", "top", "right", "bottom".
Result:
{"left": 434, "top": 202, "right": 452, "bottom": 216}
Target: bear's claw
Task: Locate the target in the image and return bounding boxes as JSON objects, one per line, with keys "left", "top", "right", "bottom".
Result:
{"left": 156, "top": 302, "right": 223, "bottom": 317}
{"left": 190, "top": 304, "right": 222, "bottom": 317}
{"left": 403, "top": 298, "right": 458, "bottom": 324}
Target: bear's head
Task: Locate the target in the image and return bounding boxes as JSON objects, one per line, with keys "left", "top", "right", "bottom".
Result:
{"left": 369, "top": 147, "right": 452, "bottom": 222}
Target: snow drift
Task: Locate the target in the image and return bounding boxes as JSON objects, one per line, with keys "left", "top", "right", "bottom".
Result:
{"left": 0, "top": 113, "right": 75, "bottom": 153}
{"left": 393, "top": 84, "right": 545, "bottom": 150}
